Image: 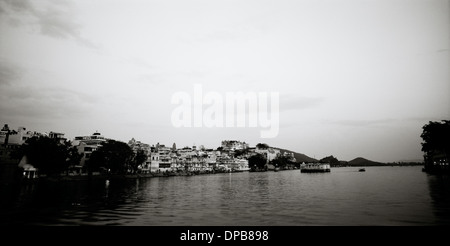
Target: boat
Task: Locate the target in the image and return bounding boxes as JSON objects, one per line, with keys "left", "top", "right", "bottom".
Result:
{"left": 300, "top": 163, "right": 331, "bottom": 173}
{"left": 359, "top": 168, "right": 366, "bottom": 172}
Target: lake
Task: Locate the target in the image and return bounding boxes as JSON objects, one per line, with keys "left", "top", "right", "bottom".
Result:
{"left": 1, "top": 166, "right": 449, "bottom": 226}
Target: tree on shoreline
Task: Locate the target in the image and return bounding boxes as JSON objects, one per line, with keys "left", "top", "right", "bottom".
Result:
{"left": 13, "top": 136, "right": 81, "bottom": 176}
{"left": 270, "top": 155, "right": 293, "bottom": 169}
{"left": 421, "top": 120, "right": 450, "bottom": 171}
{"left": 132, "top": 149, "right": 147, "bottom": 173}
{"left": 88, "top": 140, "right": 134, "bottom": 174}
{"left": 248, "top": 153, "right": 267, "bottom": 171}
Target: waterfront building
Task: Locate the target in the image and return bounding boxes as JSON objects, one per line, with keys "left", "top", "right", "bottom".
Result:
{"left": 190, "top": 155, "right": 203, "bottom": 171}
{"left": 49, "top": 131, "right": 67, "bottom": 144}
{"left": 235, "top": 158, "right": 250, "bottom": 171}
{"left": 150, "top": 144, "right": 172, "bottom": 172}
{"left": 170, "top": 152, "right": 180, "bottom": 170}
{"left": 0, "top": 125, "right": 44, "bottom": 168}
{"left": 73, "top": 132, "right": 107, "bottom": 169}
{"left": 217, "top": 155, "right": 233, "bottom": 169}
{"left": 7, "top": 126, "right": 42, "bottom": 146}
{"left": 205, "top": 150, "right": 218, "bottom": 169}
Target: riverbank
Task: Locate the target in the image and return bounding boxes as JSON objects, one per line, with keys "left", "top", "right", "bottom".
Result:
{"left": 13, "top": 169, "right": 244, "bottom": 183}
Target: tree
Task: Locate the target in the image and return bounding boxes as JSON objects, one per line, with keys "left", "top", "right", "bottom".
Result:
{"left": 421, "top": 120, "right": 450, "bottom": 171}
{"left": 248, "top": 153, "right": 267, "bottom": 171}
{"left": 16, "top": 136, "right": 79, "bottom": 176}
{"left": 88, "top": 140, "right": 134, "bottom": 175}
{"left": 256, "top": 143, "right": 269, "bottom": 149}
{"left": 65, "top": 141, "right": 83, "bottom": 174}
{"left": 132, "top": 149, "right": 147, "bottom": 173}
{"left": 270, "top": 155, "right": 292, "bottom": 169}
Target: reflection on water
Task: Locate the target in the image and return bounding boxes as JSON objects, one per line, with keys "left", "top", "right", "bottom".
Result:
{"left": 426, "top": 174, "right": 450, "bottom": 225}
{"left": 0, "top": 166, "right": 449, "bottom": 226}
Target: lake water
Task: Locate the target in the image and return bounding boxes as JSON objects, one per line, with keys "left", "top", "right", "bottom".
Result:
{"left": 1, "top": 166, "right": 449, "bottom": 226}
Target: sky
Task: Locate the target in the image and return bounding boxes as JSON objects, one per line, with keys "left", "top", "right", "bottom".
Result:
{"left": 0, "top": 0, "right": 448, "bottom": 162}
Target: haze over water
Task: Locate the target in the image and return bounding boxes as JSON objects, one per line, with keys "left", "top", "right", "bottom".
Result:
{"left": 1, "top": 166, "right": 449, "bottom": 226}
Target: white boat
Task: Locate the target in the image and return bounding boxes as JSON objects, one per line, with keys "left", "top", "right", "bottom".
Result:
{"left": 300, "top": 163, "right": 331, "bottom": 173}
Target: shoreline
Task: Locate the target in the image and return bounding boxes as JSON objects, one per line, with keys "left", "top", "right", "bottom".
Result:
{"left": 14, "top": 169, "right": 243, "bottom": 183}
{"left": 2, "top": 164, "right": 427, "bottom": 185}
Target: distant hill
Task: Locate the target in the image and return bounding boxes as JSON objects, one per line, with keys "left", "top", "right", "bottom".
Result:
{"left": 348, "top": 157, "right": 386, "bottom": 166}
{"left": 274, "top": 147, "right": 318, "bottom": 163}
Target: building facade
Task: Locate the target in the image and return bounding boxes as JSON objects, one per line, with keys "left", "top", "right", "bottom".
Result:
{"left": 73, "top": 132, "right": 107, "bottom": 168}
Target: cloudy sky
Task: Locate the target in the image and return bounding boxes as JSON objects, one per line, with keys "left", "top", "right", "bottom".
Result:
{"left": 0, "top": 0, "right": 448, "bottom": 162}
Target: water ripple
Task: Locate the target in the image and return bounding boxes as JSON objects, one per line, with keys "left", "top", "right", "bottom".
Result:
{"left": 1, "top": 166, "right": 449, "bottom": 225}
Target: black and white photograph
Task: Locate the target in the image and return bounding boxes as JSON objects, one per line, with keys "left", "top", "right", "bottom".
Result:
{"left": 0, "top": 0, "right": 449, "bottom": 241}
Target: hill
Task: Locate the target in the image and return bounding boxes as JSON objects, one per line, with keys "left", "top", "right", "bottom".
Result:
{"left": 274, "top": 147, "right": 318, "bottom": 163}
{"left": 348, "top": 157, "right": 386, "bottom": 166}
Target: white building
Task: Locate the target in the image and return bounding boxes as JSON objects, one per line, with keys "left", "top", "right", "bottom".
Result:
{"left": 7, "top": 127, "right": 41, "bottom": 146}
{"left": 150, "top": 144, "right": 173, "bottom": 172}
{"left": 235, "top": 158, "right": 250, "bottom": 171}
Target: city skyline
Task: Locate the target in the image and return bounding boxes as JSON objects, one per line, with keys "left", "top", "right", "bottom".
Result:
{"left": 0, "top": 0, "right": 448, "bottom": 163}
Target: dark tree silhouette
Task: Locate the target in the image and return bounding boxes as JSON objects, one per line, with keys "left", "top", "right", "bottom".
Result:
{"left": 421, "top": 120, "right": 450, "bottom": 172}
{"left": 270, "top": 155, "right": 292, "bottom": 169}
{"left": 132, "top": 149, "right": 147, "bottom": 173}
{"left": 248, "top": 153, "right": 267, "bottom": 171}
{"left": 256, "top": 143, "right": 269, "bottom": 149}
{"left": 89, "top": 140, "right": 134, "bottom": 174}
{"left": 16, "top": 136, "right": 80, "bottom": 176}
{"left": 65, "top": 141, "right": 83, "bottom": 174}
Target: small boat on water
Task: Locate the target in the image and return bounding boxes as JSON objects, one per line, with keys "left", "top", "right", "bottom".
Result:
{"left": 359, "top": 168, "right": 366, "bottom": 172}
{"left": 300, "top": 163, "right": 331, "bottom": 173}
